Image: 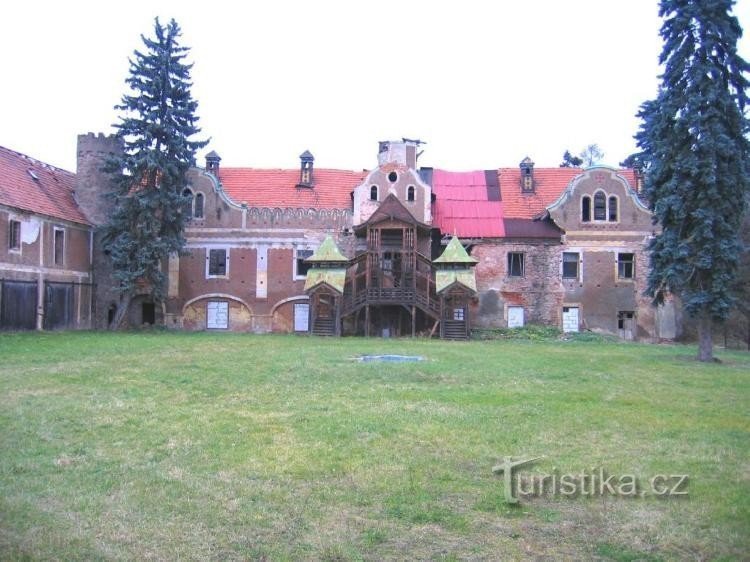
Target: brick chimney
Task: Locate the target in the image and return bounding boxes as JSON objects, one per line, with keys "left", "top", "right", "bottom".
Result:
{"left": 205, "top": 150, "right": 221, "bottom": 175}
{"left": 377, "top": 138, "right": 424, "bottom": 169}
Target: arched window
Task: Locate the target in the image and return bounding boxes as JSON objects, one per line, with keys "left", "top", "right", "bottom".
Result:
{"left": 182, "top": 188, "right": 193, "bottom": 217}
{"left": 608, "top": 196, "right": 618, "bottom": 222}
{"left": 194, "top": 193, "right": 204, "bottom": 219}
{"left": 582, "top": 196, "right": 591, "bottom": 222}
{"left": 370, "top": 185, "right": 378, "bottom": 201}
{"left": 407, "top": 185, "right": 415, "bottom": 202}
{"left": 593, "top": 191, "right": 606, "bottom": 221}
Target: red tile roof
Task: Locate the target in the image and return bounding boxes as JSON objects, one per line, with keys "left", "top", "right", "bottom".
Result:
{"left": 499, "top": 167, "right": 640, "bottom": 219}
{"left": 431, "top": 169, "right": 505, "bottom": 237}
{"left": 499, "top": 167, "right": 580, "bottom": 219}
{"left": 218, "top": 168, "right": 368, "bottom": 209}
{"left": 0, "top": 146, "right": 90, "bottom": 225}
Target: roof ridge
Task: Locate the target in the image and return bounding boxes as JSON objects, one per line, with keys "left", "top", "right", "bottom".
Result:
{"left": 220, "top": 166, "right": 367, "bottom": 173}
{"left": 0, "top": 145, "right": 75, "bottom": 176}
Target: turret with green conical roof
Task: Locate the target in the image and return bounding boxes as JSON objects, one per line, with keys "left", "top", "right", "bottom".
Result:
{"left": 434, "top": 236, "right": 477, "bottom": 293}
{"left": 303, "top": 235, "right": 349, "bottom": 293}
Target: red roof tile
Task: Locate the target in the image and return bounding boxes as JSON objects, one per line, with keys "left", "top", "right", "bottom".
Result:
{"left": 499, "top": 167, "right": 580, "bottom": 220}
{"left": 218, "top": 168, "right": 368, "bottom": 209}
{"left": 499, "top": 167, "right": 640, "bottom": 219}
{"left": 0, "top": 146, "right": 90, "bottom": 225}
{"left": 431, "top": 169, "right": 505, "bottom": 237}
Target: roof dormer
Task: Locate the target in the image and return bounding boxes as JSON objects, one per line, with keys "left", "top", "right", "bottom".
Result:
{"left": 298, "top": 150, "right": 314, "bottom": 188}
{"left": 520, "top": 156, "right": 535, "bottom": 193}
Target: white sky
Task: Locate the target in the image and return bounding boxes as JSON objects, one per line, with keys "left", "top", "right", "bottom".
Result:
{"left": 1, "top": 1, "right": 748, "bottom": 173}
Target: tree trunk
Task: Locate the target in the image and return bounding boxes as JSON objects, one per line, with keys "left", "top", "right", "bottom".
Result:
{"left": 697, "top": 311, "right": 714, "bottom": 362}
{"left": 110, "top": 294, "right": 132, "bottom": 331}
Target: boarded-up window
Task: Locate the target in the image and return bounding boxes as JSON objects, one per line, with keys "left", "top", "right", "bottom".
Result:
{"left": 507, "top": 306, "right": 524, "bottom": 328}
{"left": 208, "top": 248, "right": 227, "bottom": 277}
{"left": 507, "top": 252, "right": 525, "bottom": 277}
{"left": 53, "top": 228, "right": 65, "bottom": 266}
{"left": 562, "top": 306, "right": 579, "bottom": 332}
{"left": 206, "top": 301, "right": 228, "bottom": 329}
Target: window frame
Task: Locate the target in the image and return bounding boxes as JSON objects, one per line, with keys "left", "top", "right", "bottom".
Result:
{"left": 617, "top": 310, "right": 635, "bottom": 330}
{"left": 581, "top": 195, "right": 591, "bottom": 222}
{"left": 507, "top": 251, "right": 525, "bottom": 278}
{"left": 370, "top": 185, "right": 379, "bottom": 201}
{"left": 608, "top": 195, "right": 619, "bottom": 222}
{"left": 294, "top": 248, "right": 314, "bottom": 280}
{"left": 205, "top": 247, "right": 229, "bottom": 278}
{"left": 406, "top": 185, "right": 415, "bottom": 202}
{"left": 194, "top": 192, "right": 205, "bottom": 219}
{"left": 53, "top": 226, "right": 65, "bottom": 267}
{"left": 8, "top": 219, "right": 21, "bottom": 252}
{"left": 182, "top": 187, "right": 194, "bottom": 218}
{"left": 617, "top": 252, "right": 635, "bottom": 280}
{"left": 562, "top": 251, "right": 580, "bottom": 280}
{"left": 593, "top": 191, "right": 607, "bottom": 221}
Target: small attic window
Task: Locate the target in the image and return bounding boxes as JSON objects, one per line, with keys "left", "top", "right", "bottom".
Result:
{"left": 407, "top": 185, "right": 415, "bottom": 202}
{"left": 27, "top": 169, "right": 39, "bottom": 181}
{"left": 370, "top": 185, "right": 378, "bottom": 201}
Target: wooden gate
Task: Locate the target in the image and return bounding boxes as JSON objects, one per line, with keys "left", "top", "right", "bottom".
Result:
{"left": 44, "top": 281, "right": 75, "bottom": 330}
{"left": 0, "top": 279, "right": 38, "bottom": 330}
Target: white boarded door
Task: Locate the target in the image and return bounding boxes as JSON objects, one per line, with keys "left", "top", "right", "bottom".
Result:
{"left": 206, "top": 301, "right": 229, "bottom": 329}
{"left": 294, "top": 303, "right": 309, "bottom": 332}
{"left": 507, "top": 306, "right": 525, "bottom": 328}
{"left": 562, "top": 306, "right": 579, "bottom": 332}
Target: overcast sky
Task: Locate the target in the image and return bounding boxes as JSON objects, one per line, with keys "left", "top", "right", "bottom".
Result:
{"left": 1, "top": 1, "right": 747, "bottom": 173}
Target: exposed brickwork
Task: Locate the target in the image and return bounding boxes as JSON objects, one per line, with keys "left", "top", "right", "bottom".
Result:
{"left": 14, "top": 135, "right": 669, "bottom": 340}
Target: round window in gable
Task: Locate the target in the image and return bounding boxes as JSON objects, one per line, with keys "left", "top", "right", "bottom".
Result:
{"left": 387, "top": 171, "right": 398, "bottom": 183}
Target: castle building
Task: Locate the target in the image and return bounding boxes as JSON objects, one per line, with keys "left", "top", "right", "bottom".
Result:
{"left": 0, "top": 135, "right": 679, "bottom": 340}
{"left": 0, "top": 146, "right": 94, "bottom": 331}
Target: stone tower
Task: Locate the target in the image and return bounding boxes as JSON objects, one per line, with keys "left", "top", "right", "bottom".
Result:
{"left": 75, "top": 133, "right": 122, "bottom": 225}
{"left": 74, "top": 133, "right": 123, "bottom": 328}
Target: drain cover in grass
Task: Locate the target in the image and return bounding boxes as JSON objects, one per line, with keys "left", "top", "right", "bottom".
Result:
{"left": 359, "top": 355, "right": 425, "bottom": 362}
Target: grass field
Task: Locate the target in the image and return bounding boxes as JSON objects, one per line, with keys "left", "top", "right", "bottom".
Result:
{"left": 0, "top": 331, "right": 748, "bottom": 561}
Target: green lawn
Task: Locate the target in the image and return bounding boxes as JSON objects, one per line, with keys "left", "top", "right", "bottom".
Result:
{"left": 0, "top": 332, "right": 748, "bottom": 561}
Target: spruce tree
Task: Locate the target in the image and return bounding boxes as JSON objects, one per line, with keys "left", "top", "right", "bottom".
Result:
{"left": 635, "top": 0, "right": 749, "bottom": 361}
{"left": 102, "top": 18, "right": 207, "bottom": 328}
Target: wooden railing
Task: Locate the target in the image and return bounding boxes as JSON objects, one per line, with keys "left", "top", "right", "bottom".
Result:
{"left": 342, "top": 284, "right": 440, "bottom": 318}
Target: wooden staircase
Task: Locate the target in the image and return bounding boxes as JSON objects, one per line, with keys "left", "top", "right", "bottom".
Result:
{"left": 312, "top": 317, "right": 336, "bottom": 336}
{"left": 441, "top": 320, "right": 469, "bottom": 340}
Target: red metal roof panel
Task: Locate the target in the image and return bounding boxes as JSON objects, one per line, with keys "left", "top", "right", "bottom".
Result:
{"left": 431, "top": 169, "right": 505, "bottom": 237}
